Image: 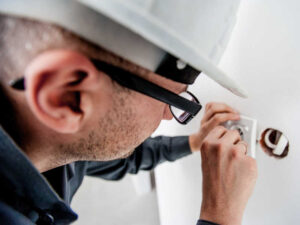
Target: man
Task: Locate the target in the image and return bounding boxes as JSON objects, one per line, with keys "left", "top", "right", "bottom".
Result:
{"left": 0, "top": 2, "right": 257, "bottom": 225}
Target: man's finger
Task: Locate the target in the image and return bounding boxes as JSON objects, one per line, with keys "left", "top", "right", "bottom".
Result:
{"left": 209, "top": 126, "right": 227, "bottom": 140}
{"left": 205, "top": 113, "right": 240, "bottom": 131}
{"left": 234, "top": 141, "right": 248, "bottom": 155}
{"left": 221, "top": 129, "right": 242, "bottom": 144}
{"left": 203, "top": 103, "right": 238, "bottom": 123}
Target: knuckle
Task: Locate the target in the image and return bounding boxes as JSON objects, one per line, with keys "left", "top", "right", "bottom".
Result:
{"left": 234, "top": 129, "right": 241, "bottom": 136}
{"left": 205, "top": 103, "right": 212, "bottom": 110}
{"left": 201, "top": 124, "right": 209, "bottom": 133}
{"left": 239, "top": 140, "right": 247, "bottom": 145}
{"left": 231, "top": 150, "right": 238, "bottom": 159}
{"left": 230, "top": 129, "right": 241, "bottom": 138}
{"left": 205, "top": 108, "right": 212, "bottom": 116}
{"left": 201, "top": 139, "right": 224, "bottom": 154}
{"left": 232, "top": 145, "right": 240, "bottom": 152}
{"left": 210, "top": 104, "right": 217, "bottom": 112}
{"left": 214, "top": 125, "right": 226, "bottom": 133}
{"left": 231, "top": 148, "right": 241, "bottom": 159}
{"left": 213, "top": 115, "right": 223, "bottom": 123}
{"left": 201, "top": 140, "right": 210, "bottom": 151}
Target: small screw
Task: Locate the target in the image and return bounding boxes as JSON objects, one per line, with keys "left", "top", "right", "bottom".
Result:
{"left": 176, "top": 59, "right": 187, "bottom": 70}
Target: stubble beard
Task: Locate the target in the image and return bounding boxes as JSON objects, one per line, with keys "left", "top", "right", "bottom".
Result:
{"left": 64, "top": 86, "right": 156, "bottom": 162}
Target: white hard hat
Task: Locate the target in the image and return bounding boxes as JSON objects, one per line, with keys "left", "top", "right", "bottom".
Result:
{"left": 0, "top": 0, "right": 248, "bottom": 97}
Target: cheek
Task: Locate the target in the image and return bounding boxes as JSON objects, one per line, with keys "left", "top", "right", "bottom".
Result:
{"left": 135, "top": 95, "right": 165, "bottom": 125}
{"left": 83, "top": 95, "right": 113, "bottom": 131}
{"left": 141, "top": 110, "right": 164, "bottom": 137}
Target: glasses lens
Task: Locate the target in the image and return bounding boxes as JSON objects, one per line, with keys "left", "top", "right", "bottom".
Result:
{"left": 170, "top": 92, "right": 198, "bottom": 124}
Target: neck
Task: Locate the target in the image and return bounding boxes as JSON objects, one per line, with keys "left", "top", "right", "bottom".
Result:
{"left": 6, "top": 122, "right": 74, "bottom": 172}
{"left": 21, "top": 139, "right": 73, "bottom": 172}
{"left": 1, "top": 90, "right": 73, "bottom": 173}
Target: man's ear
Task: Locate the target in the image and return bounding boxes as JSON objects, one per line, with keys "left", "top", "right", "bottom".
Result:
{"left": 24, "top": 49, "right": 100, "bottom": 133}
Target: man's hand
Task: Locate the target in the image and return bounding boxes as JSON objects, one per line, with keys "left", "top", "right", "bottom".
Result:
{"left": 199, "top": 126, "right": 258, "bottom": 225}
{"left": 189, "top": 102, "right": 240, "bottom": 152}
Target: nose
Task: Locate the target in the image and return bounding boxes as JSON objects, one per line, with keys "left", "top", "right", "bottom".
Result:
{"left": 163, "top": 105, "right": 173, "bottom": 120}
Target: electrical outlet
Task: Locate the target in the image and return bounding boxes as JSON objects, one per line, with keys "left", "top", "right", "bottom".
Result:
{"left": 223, "top": 115, "right": 257, "bottom": 158}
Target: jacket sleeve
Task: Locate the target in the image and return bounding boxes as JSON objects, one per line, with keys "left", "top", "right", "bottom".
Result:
{"left": 196, "top": 219, "right": 220, "bottom": 225}
{"left": 85, "top": 136, "right": 192, "bottom": 180}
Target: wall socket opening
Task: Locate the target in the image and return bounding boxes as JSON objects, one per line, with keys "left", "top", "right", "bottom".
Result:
{"left": 259, "top": 128, "right": 289, "bottom": 159}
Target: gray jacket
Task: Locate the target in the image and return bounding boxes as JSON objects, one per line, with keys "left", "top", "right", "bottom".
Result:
{"left": 0, "top": 126, "right": 216, "bottom": 225}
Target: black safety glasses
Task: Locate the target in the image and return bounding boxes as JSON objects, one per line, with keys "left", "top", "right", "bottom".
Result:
{"left": 9, "top": 58, "right": 202, "bottom": 124}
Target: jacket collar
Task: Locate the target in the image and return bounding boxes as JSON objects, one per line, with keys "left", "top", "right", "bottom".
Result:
{"left": 0, "top": 126, "right": 77, "bottom": 223}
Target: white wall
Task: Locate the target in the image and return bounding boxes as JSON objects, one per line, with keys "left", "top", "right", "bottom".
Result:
{"left": 71, "top": 174, "right": 160, "bottom": 225}
{"left": 154, "top": 0, "right": 300, "bottom": 224}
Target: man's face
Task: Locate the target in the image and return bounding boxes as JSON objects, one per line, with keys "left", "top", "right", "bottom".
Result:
{"left": 15, "top": 49, "right": 187, "bottom": 163}
{"left": 77, "top": 69, "right": 187, "bottom": 161}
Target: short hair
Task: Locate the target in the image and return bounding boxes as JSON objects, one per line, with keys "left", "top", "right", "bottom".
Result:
{"left": 0, "top": 13, "right": 152, "bottom": 85}
{"left": 0, "top": 13, "right": 123, "bottom": 84}
{"left": 0, "top": 13, "right": 146, "bottom": 137}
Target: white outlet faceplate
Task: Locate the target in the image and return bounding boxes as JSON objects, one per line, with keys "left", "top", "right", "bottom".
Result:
{"left": 223, "top": 115, "right": 257, "bottom": 158}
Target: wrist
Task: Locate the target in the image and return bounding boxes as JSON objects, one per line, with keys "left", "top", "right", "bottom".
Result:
{"left": 189, "top": 134, "right": 201, "bottom": 152}
{"left": 200, "top": 203, "right": 243, "bottom": 225}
